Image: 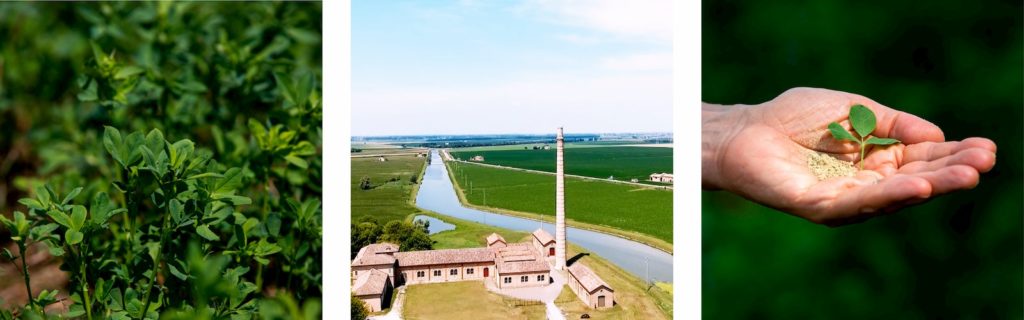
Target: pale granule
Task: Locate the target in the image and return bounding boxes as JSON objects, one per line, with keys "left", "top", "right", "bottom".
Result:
{"left": 807, "top": 151, "right": 857, "bottom": 181}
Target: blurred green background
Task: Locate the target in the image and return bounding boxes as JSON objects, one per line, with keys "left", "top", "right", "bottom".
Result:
{"left": 703, "top": 0, "right": 1022, "bottom": 319}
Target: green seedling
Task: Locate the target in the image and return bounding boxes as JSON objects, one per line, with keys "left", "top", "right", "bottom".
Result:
{"left": 828, "top": 104, "right": 901, "bottom": 170}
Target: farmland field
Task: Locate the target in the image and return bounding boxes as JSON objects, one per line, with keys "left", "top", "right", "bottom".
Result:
{"left": 450, "top": 146, "right": 672, "bottom": 182}
{"left": 351, "top": 155, "right": 428, "bottom": 224}
{"left": 446, "top": 161, "right": 672, "bottom": 244}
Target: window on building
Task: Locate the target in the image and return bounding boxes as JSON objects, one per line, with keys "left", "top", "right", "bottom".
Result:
{"left": 433, "top": 270, "right": 441, "bottom": 277}
{"left": 450, "top": 269, "right": 457, "bottom": 275}
{"left": 466, "top": 268, "right": 474, "bottom": 275}
{"left": 417, "top": 271, "right": 424, "bottom": 278}
{"left": 538, "top": 275, "right": 545, "bottom": 282}
{"left": 504, "top": 277, "right": 511, "bottom": 284}
{"left": 520, "top": 275, "right": 528, "bottom": 282}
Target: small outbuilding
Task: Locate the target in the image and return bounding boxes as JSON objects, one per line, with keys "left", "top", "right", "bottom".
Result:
{"left": 649, "top": 173, "right": 673, "bottom": 183}
{"left": 470, "top": 155, "right": 485, "bottom": 162}
{"left": 531, "top": 228, "right": 556, "bottom": 257}
{"left": 486, "top": 233, "right": 507, "bottom": 249}
{"left": 568, "top": 262, "right": 615, "bottom": 309}
{"left": 353, "top": 269, "right": 393, "bottom": 312}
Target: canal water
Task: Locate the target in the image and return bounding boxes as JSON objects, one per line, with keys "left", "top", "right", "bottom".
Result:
{"left": 413, "top": 215, "right": 456, "bottom": 235}
{"left": 415, "top": 150, "right": 673, "bottom": 282}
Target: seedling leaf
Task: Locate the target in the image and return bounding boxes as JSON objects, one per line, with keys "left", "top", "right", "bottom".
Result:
{"left": 827, "top": 122, "right": 857, "bottom": 141}
{"left": 849, "top": 104, "right": 876, "bottom": 138}
{"left": 866, "top": 137, "right": 900, "bottom": 145}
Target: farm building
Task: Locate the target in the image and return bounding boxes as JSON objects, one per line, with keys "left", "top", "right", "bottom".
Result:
{"left": 630, "top": 178, "right": 639, "bottom": 183}
{"left": 649, "top": 173, "right": 673, "bottom": 183}
{"left": 350, "top": 127, "right": 614, "bottom": 310}
{"left": 568, "top": 262, "right": 615, "bottom": 308}
{"left": 378, "top": 156, "right": 387, "bottom": 162}
{"left": 352, "top": 269, "right": 393, "bottom": 312}
{"left": 470, "top": 155, "right": 485, "bottom": 162}
{"left": 532, "top": 229, "right": 556, "bottom": 257}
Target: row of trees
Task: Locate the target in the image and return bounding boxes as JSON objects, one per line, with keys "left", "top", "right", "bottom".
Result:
{"left": 350, "top": 219, "right": 432, "bottom": 259}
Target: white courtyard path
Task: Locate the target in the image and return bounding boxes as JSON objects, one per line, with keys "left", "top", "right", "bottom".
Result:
{"left": 485, "top": 271, "right": 569, "bottom": 320}
{"left": 368, "top": 286, "right": 406, "bottom": 320}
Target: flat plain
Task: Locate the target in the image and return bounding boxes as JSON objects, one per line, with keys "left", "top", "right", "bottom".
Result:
{"left": 350, "top": 154, "right": 427, "bottom": 224}
{"left": 446, "top": 161, "right": 673, "bottom": 244}
{"left": 450, "top": 146, "right": 672, "bottom": 182}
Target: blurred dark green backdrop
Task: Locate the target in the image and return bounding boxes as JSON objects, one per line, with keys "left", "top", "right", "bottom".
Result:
{"left": 703, "top": 0, "right": 1022, "bottom": 319}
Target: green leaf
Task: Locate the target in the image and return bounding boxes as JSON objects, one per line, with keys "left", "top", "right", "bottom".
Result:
{"left": 47, "top": 210, "right": 72, "bottom": 228}
{"left": 167, "top": 263, "right": 188, "bottom": 281}
{"left": 103, "top": 126, "right": 127, "bottom": 168}
{"left": 114, "top": 66, "right": 145, "bottom": 79}
{"left": 827, "top": 122, "right": 857, "bottom": 142}
{"left": 849, "top": 104, "right": 877, "bottom": 138}
{"left": 70, "top": 205, "right": 87, "bottom": 230}
{"left": 212, "top": 168, "right": 244, "bottom": 195}
{"left": 18, "top": 198, "right": 45, "bottom": 210}
{"left": 65, "top": 230, "right": 84, "bottom": 245}
{"left": 196, "top": 224, "right": 220, "bottom": 241}
{"left": 284, "top": 155, "right": 308, "bottom": 169}
{"left": 176, "top": 80, "right": 207, "bottom": 93}
{"left": 62, "top": 187, "right": 83, "bottom": 205}
{"left": 865, "top": 137, "right": 901, "bottom": 145}
{"left": 35, "top": 185, "right": 51, "bottom": 207}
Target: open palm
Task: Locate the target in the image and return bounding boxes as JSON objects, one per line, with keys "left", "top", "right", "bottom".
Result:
{"left": 710, "top": 88, "right": 996, "bottom": 226}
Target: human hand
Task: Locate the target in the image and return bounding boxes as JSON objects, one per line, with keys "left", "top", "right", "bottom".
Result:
{"left": 702, "top": 87, "right": 997, "bottom": 226}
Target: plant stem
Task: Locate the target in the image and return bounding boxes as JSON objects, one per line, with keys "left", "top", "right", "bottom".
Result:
{"left": 18, "top": 242, "right": 35, "bottom": 312}
{"left": 859, "top": 142, "right": 866, "bottom": 170}
{"left": 80, "top": 260, "right": 93, "bottom": 320}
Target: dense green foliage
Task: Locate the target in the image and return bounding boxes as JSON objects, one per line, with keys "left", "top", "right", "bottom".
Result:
{"left": 450, "top": 146, "right": 673, "bottom": 182}
{"left": 447, "top": 162, "right": 673, "bottom": 243}
{"left": 350, "top": 219, "right": 433, "bottom": 260}
{"left": 0, "top": 2, "right": 321, "bottom": 318}
{"left": 350, "top": 155, "right": 427, "bottom": 224}
{"left": 703, "top": 0, "right": 1021, "bottom": 318}
{"left": 350, "top": 294, "right": 369, "bottom": 320}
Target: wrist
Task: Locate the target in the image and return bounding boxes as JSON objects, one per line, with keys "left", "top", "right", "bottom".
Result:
{"left": 702, "top": 102, "right": 757, "bottom": 190}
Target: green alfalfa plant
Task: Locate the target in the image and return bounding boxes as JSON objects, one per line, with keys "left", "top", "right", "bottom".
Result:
{"left": 827, "top": 104, "right": 901, "bottom": 170}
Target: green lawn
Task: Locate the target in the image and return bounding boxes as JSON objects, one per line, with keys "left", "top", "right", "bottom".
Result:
{"left": 350, "top": 154, "right": 427, "bottom": 224}
{"left": 449, "top": 146, "right": 672, "bottom": 182}
{"left": 446, "top": 161, "right": 672, "bottom": 245}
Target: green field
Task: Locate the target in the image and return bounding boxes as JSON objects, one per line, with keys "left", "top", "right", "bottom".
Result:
{"left": 350, "top": 155, "right": 427, "bottom": 224}
{"left": 447, "top": 161, "right": 672, "bottom": 244}
{"left": 450, "top": 146, "right": 672, "bottom": 182}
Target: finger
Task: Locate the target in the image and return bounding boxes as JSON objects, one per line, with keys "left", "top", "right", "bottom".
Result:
{"left": 856, "top": 99, "right": 945, "bottom": 143}
{"left": 897, "top": 148, "right": 996, "bottom": 174}
{"left": 902, "top": 138, "right": 997, "bottom": 163}
{"left": 907, "top": 165, "right": 981, "bottom": 197}
{"left": 822, "top": 174, "right": 932, "bottom": 222}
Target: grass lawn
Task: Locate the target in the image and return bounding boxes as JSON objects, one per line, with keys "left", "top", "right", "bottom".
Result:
{"left": 350, "top": 154, "right": 427, "bottom": 224}
{"left": 403, "top": 281, "right": 537, "bottom": 320}
{"left": 449, "top": 146, "right": 672, "bottom": 182}
{"left": 446, "top": 161, "right": 673, "bottom": 246}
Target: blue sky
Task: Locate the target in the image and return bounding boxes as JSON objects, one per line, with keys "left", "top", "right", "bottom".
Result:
{"left": 352, "top": 0, "right": 672, "bottom": 136}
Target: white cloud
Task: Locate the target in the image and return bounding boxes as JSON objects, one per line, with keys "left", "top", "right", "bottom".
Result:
{"left": 523, "top": 0, "right": 672, "bottom": 44}
{"left": 600, "top": 52, "right": 673, "bottom": 71}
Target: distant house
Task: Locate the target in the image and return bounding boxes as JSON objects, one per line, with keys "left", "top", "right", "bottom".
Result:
{"left": 542, "top": 145, "right": 551, "bottom": 150}
{"left": 378, "top": 156, "right": 387, "bottom": 162}
{"left": 470, "top": 155, "right": 485, "bottom": 162}
{"left": 649, "top": 173, "right": 673, "bottom": 183}
{"left": 416, "top": 153, "right": 426, "bottom": 157}
{"left": 630, "top": 178, "right": 639, "bottom": 183}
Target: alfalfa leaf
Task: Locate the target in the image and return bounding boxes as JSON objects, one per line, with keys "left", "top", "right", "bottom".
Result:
{"left": 865, "top": 137, "right": 900, "bottom": 145}
{"left": 196, "top": 224, "right": 220, "bottom": 241}
{"left": 827, "top": 122, "right": 857, "bottom": 141}
{"left": 849, "top": 104, "right": 876, "bottom": 138}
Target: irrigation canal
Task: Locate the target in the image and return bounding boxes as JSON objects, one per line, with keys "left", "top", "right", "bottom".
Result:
{"left": 415, "top": 150, "right": 673, "bottom": 282}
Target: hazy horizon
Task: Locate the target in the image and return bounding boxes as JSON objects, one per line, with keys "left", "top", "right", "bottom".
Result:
{"left": 352, "top": 0, "right": 673, "bottom": 136}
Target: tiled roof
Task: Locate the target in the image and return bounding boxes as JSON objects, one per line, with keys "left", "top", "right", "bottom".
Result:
{"left": 568, "top": 262, "right": 612, "bottom": 293}
{"left": 486, "top": 233, "right": 506, "bottom": 245}
{"left": 394, "top": 247, "right": 495, "bottom": 267}
{"left": 353, "top": 269, "right": 390, "bottom": 296}
{"left": 495, "top": 244, "right": 550, "bottom": 274}
{"left": 532, "top": 228, "right": 555, "bottom": 245}
{"left": 352, "top": 243, "right": 399, "bottom": 267}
